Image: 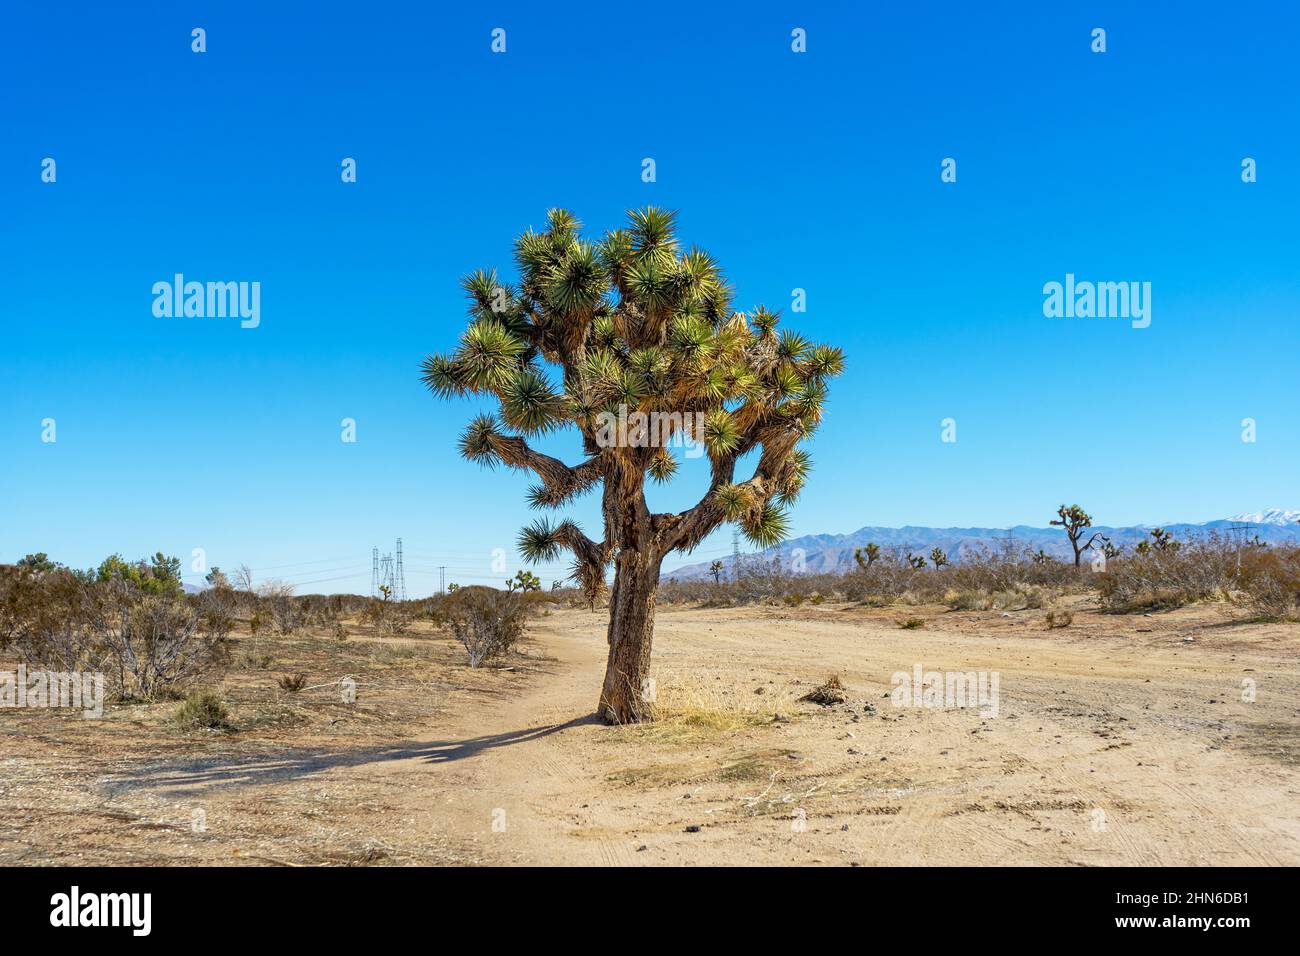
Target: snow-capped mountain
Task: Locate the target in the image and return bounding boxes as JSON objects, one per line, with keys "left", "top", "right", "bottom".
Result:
{"left": 1228, "top": 509, "right": 1300, "bottom": 526}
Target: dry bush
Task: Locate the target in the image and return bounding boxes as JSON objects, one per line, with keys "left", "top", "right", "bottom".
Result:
{"left": 446, "top": 587, "right": 526, "bottom": 667}
{"left": 1098, "top": 532, "right": 1240, "bottom": 611}
{"left": 258, "top": 581, "right": 308, "bottom": 636}
{"left": 1045, "top": 610, "right": 1073, "bottom": 628}
{"left": 277, "top": 673, "right": 307, "bottom": 692}
{"left": 3, "top": 570, "right": 227, "bottom": 700}
{"left": 173, "top": 688, "right": 231, "bottom": 730}
{"left": 1238, "top": 544, "right": 1300, "bottom": 619}
{"left": 897, "top": 616, "right": 926, "bottom": 630}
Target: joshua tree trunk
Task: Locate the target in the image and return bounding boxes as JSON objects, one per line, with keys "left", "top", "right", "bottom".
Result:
{"left": 598, "top": 552, "right": 661, "bottom": 723}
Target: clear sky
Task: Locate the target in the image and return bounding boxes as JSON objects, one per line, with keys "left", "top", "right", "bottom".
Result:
{"left": 2, "top": 1, "right": 1297, "bottom": 595}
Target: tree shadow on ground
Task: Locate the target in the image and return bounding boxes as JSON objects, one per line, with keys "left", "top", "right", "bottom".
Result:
{"left": 98, "top": 713, "right": 603, "bottom": 799}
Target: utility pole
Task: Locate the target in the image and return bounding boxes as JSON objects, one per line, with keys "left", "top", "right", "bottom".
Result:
{"left": 439, "top": 566, "right": 446, "bottom": 594}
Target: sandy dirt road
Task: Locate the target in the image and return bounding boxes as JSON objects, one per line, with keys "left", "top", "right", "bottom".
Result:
{"left": 4, "top": 602, "right": 1299, "bottom": 865}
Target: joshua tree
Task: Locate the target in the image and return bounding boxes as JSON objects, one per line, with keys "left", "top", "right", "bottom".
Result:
{"left": 1050, "top": 504, "right": 1108, "bottom": 568}
{"left": 1136, "top": 527, "right": 1180, "bottom": 555}
{"left": 422, "top": 207, "right": 843, "bottom": 722}
{"left": 853, "top": 543, "right": 880, "bottom": 569}
{"left": 907, "top": 553, "right": 928, "bottom": 569}
{"left": 929, "top": 547, "right": 948, "bottom": 568}
{"left": 508, "top": 569, "right": 542, "bottom": 593}
{"left": 709, "top": 560, "right": 725, "bottom": 584}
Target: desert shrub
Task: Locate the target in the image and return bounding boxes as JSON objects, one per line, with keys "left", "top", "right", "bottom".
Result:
{"left": 1045, "top": 610, "right": 1073, "bottom": 628}
{"left": 1238, "top": 545, "right": 1300, "bottom": 619}
{"left": 277, "top": 673, "right": 307, "bottom": 692}
{"left": 897, "top": 616, "right": 925, "bottom": 629}
{"left": 192, "top": 586, "right": 236, "bottom": 642}
{"left": 173, "top": 689, "right": 231, "bottom": 730}
{"left": 1098, "top": 533, "right": 1239, "bottom": 611}
{"left": 4, "top": 569, "right": 227, "bottom": 700}
{"left": 446, "top": 587, "right": 526, "bottom": 667}
{"left": 258, "top": 582, "right": 307, "bottom": 636}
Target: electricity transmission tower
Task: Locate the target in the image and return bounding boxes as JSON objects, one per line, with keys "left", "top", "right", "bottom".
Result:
{"left": 370, "top": 539, "right": 407, "bottom": 600}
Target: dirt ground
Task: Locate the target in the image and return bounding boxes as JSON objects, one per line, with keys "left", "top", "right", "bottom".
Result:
{"left": 2, "top": 598, "right": 1298, "bottom": 866}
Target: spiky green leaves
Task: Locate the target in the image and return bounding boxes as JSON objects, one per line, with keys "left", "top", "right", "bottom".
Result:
{"left": 518, "top": 519, "right": 563, "bottom": 562}
{"left": 419, "top": 354, "right": 464, "bottom": 398}
{"left": 545, "top": 241, "right": 605, "bottom": 316}
{"left": 742, "top": 504, "right": 791, "bottom": 548}
{"left": 457, "top": 320, "right": 526, "bottom": 392}
{"left": 804, "top": 344, "right": 845, "bottom": 379}
{"left": 714, "top": 484, "right": 792, "bottom": 547}
{"left": 648, "top": 449, "right": 677, "bottom": 483}
{"left": 776, "top": 330, "right": 812, "bottom": 364}
{"left": 668, "top": 314, "right": 714, "bottom": 366}
{"left": 501, "top": 368, "right": 565, "bottom": 434}
{"left": 627, "top": 206, "right": 679, "bottom": 263}
{"left": 703, "top": 410, "right": 741, "bottom": 456}
{"left": 714, "top": 482, "right": 753, "bottom": 519}
{"left": 458, "top": 414, "right": 503, "bottom": 465}
{"left": 776, "top": 449, "right": 812, "bottom": 504}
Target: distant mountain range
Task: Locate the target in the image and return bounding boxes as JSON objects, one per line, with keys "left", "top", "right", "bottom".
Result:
{"left": 666, "top": 510, "right": 1300, "bottom": 580}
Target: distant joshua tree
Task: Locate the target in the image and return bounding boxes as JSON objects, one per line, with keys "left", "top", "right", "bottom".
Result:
{"left": 907, "top": 553, "right": 928, "bottom": 569}
{"left": 1136, "top": 527, "right": 1180, "bottom": 555}
{"left": 709, "top": 560, "right": 725, "bottom": 584}
{"left": 853, "top": 543, "right": 880, "bottom": 569}
{"left": 421, "top": 207, "right": 843, "bottom": 722}
{"left": 507, "top": 569, "right": 542, "bottom": 593}
{"left": 929, "top": 547, "right": 948, "bottom": 568}
{"left": 1050, "top": 504, "right": 1108, "bottom": 568}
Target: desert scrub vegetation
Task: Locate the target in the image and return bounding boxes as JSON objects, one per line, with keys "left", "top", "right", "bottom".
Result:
{"left": 446, "top": 586, "right": 527, "bottom": 667}
{"left": 173, "top": 688, "right": 232, "bottom": 730}
{"left": 1097, "top": 533, "right": 1300, "bottom": 615}
{"left": 0, "top": 555, "right": 229, "bottom": 701}
{"left": 659, "top": 547, "right": 1079, "bottom": 610}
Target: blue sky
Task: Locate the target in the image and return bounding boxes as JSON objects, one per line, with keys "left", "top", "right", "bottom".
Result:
{"left": 2, "top": 1, "right": 1297, "bottom": 595}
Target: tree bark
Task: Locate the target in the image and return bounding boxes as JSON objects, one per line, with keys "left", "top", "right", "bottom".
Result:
{"left": 597, "top": 552, "right": 661, "bottom": 723}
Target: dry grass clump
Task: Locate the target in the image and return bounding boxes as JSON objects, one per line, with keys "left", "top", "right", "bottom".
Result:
{"left": 799, "top": 673, "right": 847, "bottom": 706}
{"left": 1045, "top": 610, "right": 1073, "bottom": 629}
{"left": 897, "top": 616, "right": 925, "bottom": 630}
{"left": 623, "top": 673, "right": 796, "bottom": 744}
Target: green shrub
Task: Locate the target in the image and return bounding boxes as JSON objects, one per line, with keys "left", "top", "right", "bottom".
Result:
{"left": 173, "top": 689, "right": 231, "bottom": 730}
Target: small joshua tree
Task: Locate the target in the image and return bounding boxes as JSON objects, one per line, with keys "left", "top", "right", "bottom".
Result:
{"left": 508, "top": 569, "right": 542, "bottom": 593}
{"left": 422, "top": 207, "right": 843, "bottom": 722}
{"left": 709, "top": 560, "right": 724, "bottom": 584}
{"left": 930, "top": 547, "right": 948, "bottom": 568}
{"left": 1050, "top": 504, "right": 1108, "bottom": 569}
{"left": 907, "top": 553, "right": 928, "bottom": 569}
{"left": 1136, "top": 527, "right": 1180, "bottom": 555}
{"left": 853, "top": 543, "right": 880, "bottom": 569}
